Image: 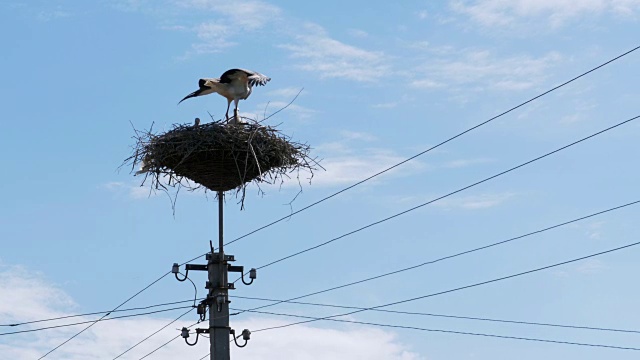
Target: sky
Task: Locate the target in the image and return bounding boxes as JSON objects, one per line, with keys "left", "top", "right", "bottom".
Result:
{"left": 1, "top": 0, "right": 640, "bottom": 359}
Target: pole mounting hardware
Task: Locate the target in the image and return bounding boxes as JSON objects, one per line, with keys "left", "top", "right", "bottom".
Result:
{"left": 230, "top": 328, "right": 251, "bottom": 348}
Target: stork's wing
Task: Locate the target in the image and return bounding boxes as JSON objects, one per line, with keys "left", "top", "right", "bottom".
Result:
{"left": 220, "top": 68, "right": 271, "bottom": 87}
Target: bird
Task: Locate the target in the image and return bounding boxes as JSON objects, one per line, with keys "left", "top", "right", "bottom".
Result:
{"left": 179, "top": 68, "right": 271, "bottom": 123}
{"left": 194, "top": 117, "right": 200, "bottom": 127}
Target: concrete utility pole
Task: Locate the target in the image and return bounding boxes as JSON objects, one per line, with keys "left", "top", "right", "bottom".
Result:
{"left": 209, "top": 190, "right": 231, "bottom": 360}
{"left": 175, "top": 191, "right": 255, "bottom": 359}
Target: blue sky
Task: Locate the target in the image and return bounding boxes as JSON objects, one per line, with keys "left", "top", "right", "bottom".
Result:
{"left": 1, "top": 0, "right": 640, "bottom": 359}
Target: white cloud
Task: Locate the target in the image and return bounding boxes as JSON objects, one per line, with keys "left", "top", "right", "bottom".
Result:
{"left": 0, "top": 265, "right": 425, "bottom": 360}
{"left": 280, "top": 23, "right": 389, "bottom": 83}
{"left": 267, "top": 87, "right": 307, "bottom": 99}
{"left": 176, "top": 0, "right": 282, "bottom": 30}
{"left": 339, "top": 130, "right": 378, "bottom": 142}
{"left": 412, "top": 49, "right": 562, "bottom": 91}
{"left": 101, "top": 180, "right": 162, "bottom": 200}
{"left": 554, "top": 259, "right": 607, "bottom": 277}
{"left": 347, "top": 28, "right": 369, "bottom": 38}
{"left": 258, "top": 101, "right": 317, "bottom": 120}
{"left": 239, "top": 317, "right": 425, "bottom": 360}
{"left": 436, "top": 192, "right": 515, "bottom": 210}
{"left": 301, "top": 140, "right": 427, "bottom": 187}
{"left": 443, "top": 158, "right": 495, "bottom": 168}
{"left": 586, "top": 221, "right": 606, "bottom": 240}
{"left": 452, "top": 0, "right": 640, "bottom": 27}
{"left": 372, "top": 101, "right": 399, "bottom": 109}
{"left": 158, "top": 0, "right": 281, "bottom": 56}
{"left": 36, "top": 9, "right": 71, "bottom": 21}
{"left": 575, "top": 259, "right": 606, "bottom": 274}
{"left": 190, "top": 22, "right": 235, "bottom": 53}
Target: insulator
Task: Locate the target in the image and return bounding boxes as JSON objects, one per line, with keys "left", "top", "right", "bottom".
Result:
{"left": 197, "top": 303, "right": 206, "bottom": 315}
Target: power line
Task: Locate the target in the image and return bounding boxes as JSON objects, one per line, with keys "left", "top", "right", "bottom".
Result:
{"left": 0, "top": 298, "right": 202, "bottom": 328}
{"left": 1, "top": 305, "right": 193, "bottom": 336}
{"left": 230, "top": 200, "right": 640, "bottom": 312}
{"left": 220, "top": 44, "right": 640, "bottom": 250}
{"left": 36, "top": 272, "right": 170, "bottom": 359}
{"left": 249, "top": 240, "right": 640, "bottom": 333}
{"left": 233, "top": 295, "right": 640, "bottom": 335}
{"left": 138, "top": 335, "right": 180, "bottom": 360}
{"left": 113, "top": 308, "right": 194, "bottom": 359}
{"left": 137, "top": 320, "right": 200, "bottom": 360}
{"left": 242, "top": 308, "right": 640, "bottom": 352}
{"left": 36, "top": 253, "right": 206, "bottom": 358}
{"left": 60, "top": 45, "right": 637, "bottom": 359}
{"left": 244, "top": 114, "right": 640, "bottom": 275}
{"left": 40, "top": 45, "right": 637, "bottom": 360}
{"left": 151, "top": 202, "right": 638, "bottom": 357}
{"left": 132, "top": 201, "right": 640, "bottom": 357}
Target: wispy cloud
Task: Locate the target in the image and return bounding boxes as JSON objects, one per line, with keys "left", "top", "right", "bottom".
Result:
{"left": 189, "top": 22, "right": 235, "bottom": 54}
{"left": 554, "top": 259, "right": 607, "bottom": 277}
{"left": 151, "top": 0, "right": 282, "bottom": 56}
{"left": 443, "top": 157, "right": 495, "bottom": 168}
{"left": 0, "top": 265, "right": 425, "bottom": 360}
{"left": 416, "top": 10, "right": 429, "bottom": 20}
{"left": 173, "top": 0, "right": 282, "bottom": 29}
{"left": 258, "top": 101, "right": 317, "bottom": 120}
{"left": 299, "top": 132, "right": 427, "bottom": 187}
{"left": 339, "top": 130, "right": 378, "bottom": 142}
{"left": 451, "top": 0, "right": 640, "bottom": 28}
{"left": 100, "top": 180, "right": 161, "bottom": 200}
{"left": 279, "top": 23, "right": 389, "bottom": 83}
{"left": 347, "top": 28, "right": 369, "bottom": 38}
{"left": 36, "top": 9, "right": 72, "bottom": 21}
{"left": 372, "top": 102, "right": 399, "bottom": 109}
{"left": 436, "top": 192, "right": 515, "bottom": 209}
{"left": 411, "top": 49, "right": 562, "bottom": 91}
{"left": 267, "top": 87, "right": 307, "bottom": 99}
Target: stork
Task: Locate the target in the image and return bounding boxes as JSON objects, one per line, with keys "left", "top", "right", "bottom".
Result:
{"left": 178, "top": 68, "right": 271, "bottom": 124}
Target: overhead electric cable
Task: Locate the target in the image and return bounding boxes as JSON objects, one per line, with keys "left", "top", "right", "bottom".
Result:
{"left": 249, "top": 240, "right": 640, "bottom": 333}
{"left": 1, "top": 305, "right": 193, "bottom": 337}
{"left": 233, "top": 295, "right": 640, "bottom": 335}
{"left": 241, "top": 308, "right": 640, "bottom": 351}
{"left": 36, "top": 251, "right": 207, "bottom": 359}
{"left": 0, "top": 298, "right": 203, "bottom": 328}
{"left": 137, "top": 320, "right": 200, "bottom": 360}
{"left": 112, "top": 308, "right": 194, "bottom": 359}
{"left": 220, "top": 45, "right": 640, "bottom": 250}
{"left": 46, "top": 45, "right": 638, "bottom": 360}
{"left": 243, "top": 114, "right": 640, "bottom": 276}
{"left": 230, "top": 200, "right": 640, "bottom": 311}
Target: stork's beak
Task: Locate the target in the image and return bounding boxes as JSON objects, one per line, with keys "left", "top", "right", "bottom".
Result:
{"left": 177, "top": 89, "right": 202, "bottom": 105}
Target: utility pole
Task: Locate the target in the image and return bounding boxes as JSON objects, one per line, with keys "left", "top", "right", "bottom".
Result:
{"left": 209, "top": 190, "right": 230, "bottom": 360}
{"left": 174, "top": 191, "right": 255, "bottom": 359}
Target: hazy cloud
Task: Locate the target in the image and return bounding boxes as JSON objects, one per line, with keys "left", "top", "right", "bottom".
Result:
{"left": 280, "top": 23, "right": 389, "bottom": 82}
{"left": 0, "top": 265, "right": 425, "bottom": 360}
{"left": 452, "top": 0, "right": 640, "bottom": 27}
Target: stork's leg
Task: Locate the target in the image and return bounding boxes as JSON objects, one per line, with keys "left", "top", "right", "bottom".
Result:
{"left": 233, "top": 99, "right": 240, "bottom": 123}
{"left": 225, "top": 99, "right": 232, "bottom": 123}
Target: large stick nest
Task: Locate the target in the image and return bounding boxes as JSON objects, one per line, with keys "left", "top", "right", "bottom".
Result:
{"left": 124, "top": 118, "right": 320, "bottom": 206}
